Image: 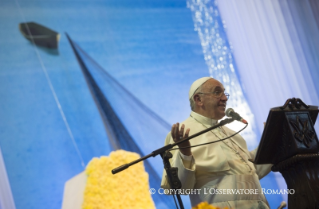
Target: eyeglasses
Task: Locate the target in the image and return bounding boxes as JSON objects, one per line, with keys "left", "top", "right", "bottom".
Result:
{"left": 197, "top": 91, "right": 230, "bottom": 99}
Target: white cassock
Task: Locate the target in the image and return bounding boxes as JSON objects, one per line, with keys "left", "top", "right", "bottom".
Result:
{"left": 161, "top": 111, "right": 272, "bottom": 209}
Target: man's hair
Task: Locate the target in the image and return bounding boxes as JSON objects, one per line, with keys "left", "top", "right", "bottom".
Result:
{"left": 189, "top": 85, "right": 203, "bottom": 111}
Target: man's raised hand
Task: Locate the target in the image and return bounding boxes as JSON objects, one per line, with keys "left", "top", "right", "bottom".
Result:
{"left": 171, "top": 123, "right": 192, "bottom": 156}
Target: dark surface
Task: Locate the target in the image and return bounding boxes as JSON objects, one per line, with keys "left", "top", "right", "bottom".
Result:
{"left": 273, "top": 154, "right": 319, "bottom": 209}
{"left": 255, "top": 99, "right": 319, "bottom": 165}
{"left": 19, "top": 22, "right": 59, "bottom": 48}
{"left": 256, "top": 98, "right": 319, "bottom": 209}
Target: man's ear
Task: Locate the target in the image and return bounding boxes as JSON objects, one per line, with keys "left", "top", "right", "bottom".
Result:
{"left": 194, "top": 94, "right": 200, "bottom": 102}
{"left": 194, "top": 94, "right": 202, "bottom": 105}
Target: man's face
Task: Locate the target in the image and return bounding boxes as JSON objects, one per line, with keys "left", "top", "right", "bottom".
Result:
{"left": 198, "top": 79, "right": 228, "bottom": 120}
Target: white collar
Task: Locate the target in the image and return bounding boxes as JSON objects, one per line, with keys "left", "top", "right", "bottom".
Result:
{"left": 190, "top": 111, "right": 218, "bottom": 126}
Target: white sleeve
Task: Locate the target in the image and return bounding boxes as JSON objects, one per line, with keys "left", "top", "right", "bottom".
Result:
{"left": 250, "top": 148, "right": 273, "bottom": 179}
{"left": 179, "top": 152, "right": 195, "bottom": 170}
{"left": 161, "top": 133, "right": 196, "bottom": 190}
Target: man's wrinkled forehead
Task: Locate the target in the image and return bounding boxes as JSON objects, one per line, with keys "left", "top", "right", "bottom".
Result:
{"left": 203, "top": 79, "right": 225, "bottom": 91}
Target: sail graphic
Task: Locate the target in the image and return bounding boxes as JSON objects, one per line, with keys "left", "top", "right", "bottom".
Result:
{"left": 66, "top": 34, "right": 177, "bottom": 208}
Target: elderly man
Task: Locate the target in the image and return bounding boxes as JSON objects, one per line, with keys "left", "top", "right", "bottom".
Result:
{"left": 161, "top": 77, "right": 271, "bottom": 209}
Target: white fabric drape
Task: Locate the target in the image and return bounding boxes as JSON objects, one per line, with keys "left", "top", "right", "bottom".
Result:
{"left": 217, "top": 0, "right": 319, "bottom": 204}
{"left": 0, "top": 147, "right": 16, "bottom": 209}
{"left": 217, "top": 0, "right": 319, "bottom": 134}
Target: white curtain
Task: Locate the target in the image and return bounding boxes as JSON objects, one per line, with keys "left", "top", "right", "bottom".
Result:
{"left": 217, "top": 0, "right": 319, "bottom": 134}
{"left": 0, "top": 147, "right": 16, "bottom": 209}
{"left": 217, "top": 0, "right": 319, "bottom": 204}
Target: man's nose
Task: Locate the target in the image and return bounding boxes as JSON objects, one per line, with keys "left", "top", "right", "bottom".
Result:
{"left": 221, "top": 93, "right": 228, "bottom": 101}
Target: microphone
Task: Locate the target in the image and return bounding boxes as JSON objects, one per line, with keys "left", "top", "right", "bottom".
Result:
{"left": 225, "top": 108, "right": 248, "bottom": 124}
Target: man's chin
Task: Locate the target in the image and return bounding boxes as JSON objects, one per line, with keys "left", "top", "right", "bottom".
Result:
{"left": 216, "top": 112, "right": 226, "bottom": 120}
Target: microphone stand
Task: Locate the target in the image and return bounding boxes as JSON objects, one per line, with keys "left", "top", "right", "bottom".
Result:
{"left": 112, "top": 118, "right": 234, "bottom": 209}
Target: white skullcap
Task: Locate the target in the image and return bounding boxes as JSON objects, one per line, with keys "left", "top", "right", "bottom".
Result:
{"left": 189, "top": 77, "right": 212, "bottom": 99}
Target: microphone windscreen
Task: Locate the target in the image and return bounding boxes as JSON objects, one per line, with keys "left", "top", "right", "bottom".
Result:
{"left": 225, "top": 108, "right": 234, "bottom": 117}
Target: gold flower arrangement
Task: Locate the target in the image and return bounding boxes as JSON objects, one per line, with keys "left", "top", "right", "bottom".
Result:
{"left": 192, "top": 202, "right": 229, "bottom": 209}
{"left": 82, "top": 150, "right": 155, "bottom": 209}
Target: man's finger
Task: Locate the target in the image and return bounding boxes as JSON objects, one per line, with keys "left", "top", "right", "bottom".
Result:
{"left": 171, "top": 124, "right": 176, "bottom": 139}
{"left": 185, "top": 128, "right": 190, "bottom": 138}
{"left": 180, "top": 124, "right": 185, "bottom": 138}
{"left": 173, "top": 123, "right": 178, "bottom": 141}
{"left": 175, "top": 123, "right": 180, "bottom": 140}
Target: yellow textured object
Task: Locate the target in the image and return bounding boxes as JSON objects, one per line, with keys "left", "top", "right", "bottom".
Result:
{"left": 82, "top": 150, "right": 155, "bottom": 209}
{"left": 192, "top": 202, "right": 229, "bottom": 209}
